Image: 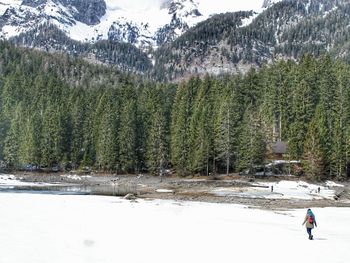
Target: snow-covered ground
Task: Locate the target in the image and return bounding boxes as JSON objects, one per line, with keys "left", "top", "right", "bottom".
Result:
{"left": 0, "top": 0, "right": 21, "bottom": 15}
{"left": 0, "top": 173, "right": 92, "bottom": 185}
{"left": 1, "top": 174, "right": 343, "bottom": 201}
{"left": 0, "top": 174, "right": 57, "bottom": 188}
{"left": 0, "top": 193, "right": 349, "bottom": 263}
{"left": 60, "top": 174, "right": 91, "bottom": 181}
{"left": 213, "top": 180, "right": 342, "bottom": 200}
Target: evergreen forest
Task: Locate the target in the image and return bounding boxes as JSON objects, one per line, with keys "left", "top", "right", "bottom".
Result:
{"left": 1, "top": 42, "right": 350, "bottom": 181}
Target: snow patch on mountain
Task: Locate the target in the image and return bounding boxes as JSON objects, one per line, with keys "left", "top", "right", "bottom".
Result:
{"left": 67, "top": 0, "right": 171, "bottom": 44}
{"left": 0, "top": 0, "right": 284, "bottom": 47}
{"left": 1, "top": 0, "right": 75, "bottom": 38}
{"left": 67, "top": 0, "right": 283, "bottom": 46}
{"left": 240, "top": 12, "right": 259, "bottom": 27}
{"left": 0, "top": 0, "right": 21, "bottom": 16}
{"left": 199, "top": 0, "right": 267, "bottom": 15}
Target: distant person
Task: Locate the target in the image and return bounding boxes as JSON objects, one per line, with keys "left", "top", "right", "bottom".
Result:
{"left": 302, "top": 208, "right": 317, "bottom": 240}
{"left": 271, "top": 185, "right": 274, "bottom": 192}
{"left": 317, "top": 187, "right": 321, "bottom": 194}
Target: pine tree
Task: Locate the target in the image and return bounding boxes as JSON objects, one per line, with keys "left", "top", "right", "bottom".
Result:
{"left": 0, "top": 72, "right": 24, "bottom": 160}
{"left": 316, "top": 56, "right": 337, "bottom": 176}
{"left": 81, "top": 90, "right": 97, "bottom": 168}
{"left": 188, "top": 76, "right": 214, "bottom": 175}
{"left": 18, "top": 113, "right": 42, "bottom": 166}
{"left": 144, "top": 85, "right": 169, "bottom": 175}
{"left": 3, "top": 104, "right": 23, "bottom": 167}
{"left": 119, "top": 97, "right": 137, "bottom": 173}
{"left": 70, "top": 93, "right": 86, "bottom": 169}
{"left": 258, "top": 61, "right": 296, "bottom": 144}
{"left": 331, "top": 62, "right": 350, "bottom": 180}
{"left": 302, "top": 108, "right": 327, "bottom": 181}
{"left": 134, "top": 84, "right": 148, "bottom": 173}
{"left": 95, "top": 89, "right": 119, "bottom": 171}
{"left": 345, "top": 127, "right": 350, "bottom": 180}
{"left": 288, "top": 79, "right": 317, "bottom": 159}
{"left": 289, "top": 55, "right": 318, "bottom": 159}
{"left": 170, "top": 77, "right": 199, "bottom": 175}
{"left": 214, "top": 80, "right": 242, "bottom": 174}
{"left": 40, "top": 104, "right": 64, "bottom": 167}
{"left": 237, "top": 105, "right": 266, "bottom": 173}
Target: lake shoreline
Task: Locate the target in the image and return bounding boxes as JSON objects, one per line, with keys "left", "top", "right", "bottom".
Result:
{"left": 1, "top": 171, "right": 350, "bottom": 210}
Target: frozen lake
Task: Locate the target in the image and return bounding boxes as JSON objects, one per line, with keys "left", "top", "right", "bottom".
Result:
{"left": 0, "top": 193, "right": 349, "bottom": 263}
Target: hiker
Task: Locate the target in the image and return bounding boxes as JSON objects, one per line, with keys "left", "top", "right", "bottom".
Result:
{"left": 317, "top": 187, "right": 321, "bottom": 194}
{"left": 271, "top": 185, "right": 274, "bottom": 192}
{"left": 302, "top": 208, "right": 317, "bottom": 240}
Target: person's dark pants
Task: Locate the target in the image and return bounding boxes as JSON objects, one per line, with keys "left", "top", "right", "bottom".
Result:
{"left": 307, "top": 228, "right": 313, "bottom": 239}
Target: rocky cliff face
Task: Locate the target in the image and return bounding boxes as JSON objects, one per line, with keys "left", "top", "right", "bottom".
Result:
{"left": 1, "top": 0, "right": 106, "bottom": 28}
{"left": 105, "top": 0, "right": 204, "bottom": 48}
{"left": 59, "top": 0, "right": 106, "bottom": 25}
{"left": 154, "top": 0, "right": 202, "bottom": 46}
{"left": 21, "top": 0, "right": 47, "bottom": 7}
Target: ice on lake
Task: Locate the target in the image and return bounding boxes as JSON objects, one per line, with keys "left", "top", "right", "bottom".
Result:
{"left": 0, "top": 192, "right": 349, "bottom": 263}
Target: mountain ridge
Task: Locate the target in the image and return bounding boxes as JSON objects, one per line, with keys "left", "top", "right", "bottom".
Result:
{"left": 1, "top": 0, "right": 350, "bottom": 81}
{"left": 153, "top": 0, "right": 350, "bottom": 81}
{"left": 0, "top": 0, "right": 275, "bottom": 47}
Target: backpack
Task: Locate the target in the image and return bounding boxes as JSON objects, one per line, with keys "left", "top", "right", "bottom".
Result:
{"left": 308, "top": 215, "right": 314, "bottom": 224}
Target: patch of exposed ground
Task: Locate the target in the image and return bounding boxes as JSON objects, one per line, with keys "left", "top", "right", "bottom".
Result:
{"left": 8, "top": 172, "right": 350, "bottom": 210}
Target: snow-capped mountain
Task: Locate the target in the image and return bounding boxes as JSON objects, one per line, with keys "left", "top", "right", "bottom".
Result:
{"left": 0, "top": 0, "right": 281, "bottom": 48}
{"left": 1, "top": 0, "right": 349, "bottom": 81}
{"left": 154, "top": 0, "right": 350, "bottom": 81}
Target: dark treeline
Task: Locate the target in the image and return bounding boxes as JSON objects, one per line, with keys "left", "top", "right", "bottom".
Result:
{"left": 1, "top": 43, "right": 350, "bottom": 181}
{"left": 0, "top": 42, "right": 176, "bottom": 175}
{"left": 171, "top": 54, "right": 350, "bottom": 181}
